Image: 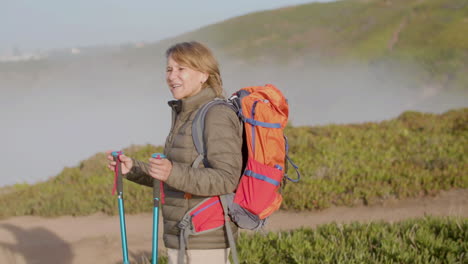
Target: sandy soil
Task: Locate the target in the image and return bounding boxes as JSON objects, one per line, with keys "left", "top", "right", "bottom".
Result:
{"left": 0, "top": 189, "right": 466, "bottom": 264}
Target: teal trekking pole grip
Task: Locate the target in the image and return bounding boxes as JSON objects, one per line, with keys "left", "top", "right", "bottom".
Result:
{"left": 112, "top": 151, "right": 130, "bottom": 264}
{"left": 150, "top": 153, "right": 166, "bottom": 264}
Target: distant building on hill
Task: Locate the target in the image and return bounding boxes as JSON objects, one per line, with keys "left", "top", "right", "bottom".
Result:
{"left": 71, "top": 48, "right": 81, "bottom": 54}
{"left": 0, "top": 52, "right": 46, "bottom": 62}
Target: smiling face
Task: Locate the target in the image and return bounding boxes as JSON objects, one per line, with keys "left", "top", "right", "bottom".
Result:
{"left": 166, "top": 55, "right": 208, "bottom": 100}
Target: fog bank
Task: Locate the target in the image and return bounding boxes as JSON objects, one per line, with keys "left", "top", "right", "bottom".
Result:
{"left": 1, "top": 55, "right": 466, "bottom": 186}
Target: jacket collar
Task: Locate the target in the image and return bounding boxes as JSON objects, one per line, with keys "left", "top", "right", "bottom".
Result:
{"left": 168, "top": 88, "right": 217, "bottom": 114}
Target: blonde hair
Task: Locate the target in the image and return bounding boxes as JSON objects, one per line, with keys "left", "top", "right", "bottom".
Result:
{"left": 166, "top": 41, "right": 224, "bottom": 97}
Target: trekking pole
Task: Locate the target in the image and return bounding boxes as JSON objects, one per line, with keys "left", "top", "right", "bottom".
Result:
{"left": 112, "top": 151, "right": 130, "bottom": 264}
{"left": 151, "top": 153, "right": 166, "bottom": 264}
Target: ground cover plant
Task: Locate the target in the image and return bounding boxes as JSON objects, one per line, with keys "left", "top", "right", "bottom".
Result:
{"left": 0, "top": 108, "right": 465, "bottom": 218}
{"left": 144, "top": 216, "right": 466, "bottom": 264}
{"left": 235, "top": 216, "right": 467, "bottom": 264}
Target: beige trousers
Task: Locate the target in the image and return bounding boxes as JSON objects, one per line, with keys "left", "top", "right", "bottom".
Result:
{"left": 167, "top": 248, "right": 231, "bottom": 264}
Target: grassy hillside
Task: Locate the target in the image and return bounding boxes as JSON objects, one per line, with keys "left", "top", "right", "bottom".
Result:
{"left": 0, "top": 108, "right": 466, "bottom": 219}
{"left": 175, "top": 0, "right": 468, "bottom": 89}
{"left": 2, "top": 0, "right": 467, "bottom": 92}
{"left": 282, "top": 107, "right": 467, "bottom": 210}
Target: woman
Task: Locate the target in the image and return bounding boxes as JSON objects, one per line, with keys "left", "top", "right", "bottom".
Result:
{"left": 107, "top": 41, "right": 243, "bottom": 264}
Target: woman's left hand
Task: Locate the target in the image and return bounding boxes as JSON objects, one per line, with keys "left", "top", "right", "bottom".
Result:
{"left": 148, "top": 157, "right": 173, "bottom": 182}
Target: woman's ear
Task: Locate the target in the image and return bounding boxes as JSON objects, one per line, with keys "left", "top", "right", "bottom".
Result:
{"left": 201, "top": 72, "right": 209, "bottom": 84}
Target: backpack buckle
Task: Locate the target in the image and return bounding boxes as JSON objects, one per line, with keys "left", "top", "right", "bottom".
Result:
{"left": 178, "top": 214, "right": 192, "bottom": 229}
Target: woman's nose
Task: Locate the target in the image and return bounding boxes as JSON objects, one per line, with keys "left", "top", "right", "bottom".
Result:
{"left": 168, "top": 70, "right": 178, "bottom": 81}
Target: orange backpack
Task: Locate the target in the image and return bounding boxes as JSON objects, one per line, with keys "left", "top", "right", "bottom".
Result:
{"left": 177, "top": 84, "right": 300, "bottom": 264}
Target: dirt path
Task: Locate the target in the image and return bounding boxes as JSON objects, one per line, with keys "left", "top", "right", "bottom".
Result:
{"left": 0, "top": 189, "right": 466, "bottom": 264}
{"left": 266, "top": 189, "right": 467, "bottom": 231}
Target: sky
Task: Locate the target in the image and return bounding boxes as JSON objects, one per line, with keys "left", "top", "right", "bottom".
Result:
{"left": 1, "top": 0, "right": 333, "bottom": 54}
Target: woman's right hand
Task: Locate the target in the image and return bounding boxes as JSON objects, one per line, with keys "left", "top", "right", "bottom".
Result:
{"left": 106, "top": 151, "right": 134, "bottom": 175}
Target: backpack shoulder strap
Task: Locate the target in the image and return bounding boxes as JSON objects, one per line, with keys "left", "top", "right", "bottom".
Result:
{"left": 191, "top": 98, "right": 237, "bottom": 168}
{"left": 220, "top": 194, "right": 239, "bottom": 264}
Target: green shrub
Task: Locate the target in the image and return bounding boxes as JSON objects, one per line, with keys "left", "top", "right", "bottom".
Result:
{"left": 237, "top": 216, "right": 467, "bottom": 264}
{"left": 282, "top": 108, "right": 468, "bottom": 210}
{"left": 0, "top": 145, "right": 162, "bottom": 218}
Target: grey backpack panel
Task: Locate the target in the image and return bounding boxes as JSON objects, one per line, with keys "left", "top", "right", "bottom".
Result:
{"left": 222, "top": 193, "right": 266, "bottom": 230}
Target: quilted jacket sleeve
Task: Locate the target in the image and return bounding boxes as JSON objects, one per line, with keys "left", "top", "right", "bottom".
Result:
{"left": 124, "top": 159, "right": 154, "bottom": 188}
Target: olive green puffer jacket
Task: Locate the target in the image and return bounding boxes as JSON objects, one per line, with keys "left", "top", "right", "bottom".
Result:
{"left": 125, "top": 87, "right": 243, "bottom": 249}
